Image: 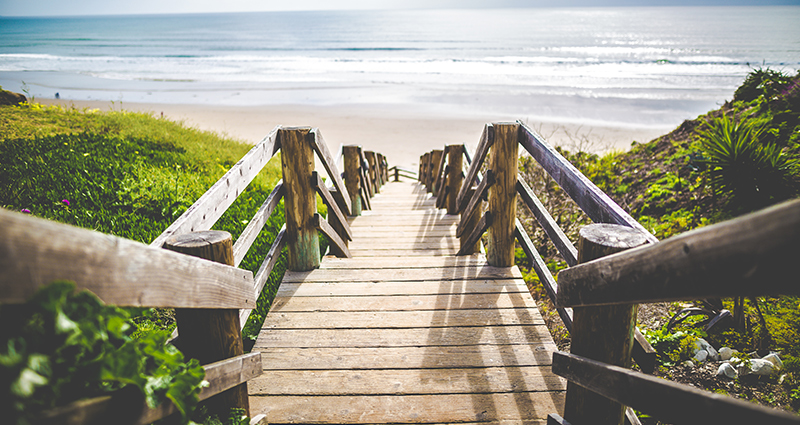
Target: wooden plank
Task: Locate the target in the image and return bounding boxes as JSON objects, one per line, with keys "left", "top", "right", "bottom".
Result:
{"left": 250, "top": 392, "right": 564, "bottom": 424}
{"left": 447, "top": 145, "right": 465, "bottom": 214}
{"left": 151, "top": 126, "right": 280, "bottom": 248}
{"left": 457, "top": 169, "right": 493, "bottom": 238}
{"left": 317, "top": 255, "right": 485, "bottom": 269}
{"left": 0, "top": 209, "right": 254, "bottom": 308}
{"left": 552, "top": 351, "right": 800, "bottom": 425}
{"left": 232, "top": 181, "right": 284, "bottom": 267}
{"left": 518, "top": 122, "right": 657, "bottom": 244}
{"left": 263, "top": 308, "right": 544, "bottom": 329}
{"left": 255, "top": 324, "right": 554, "bottom": 348}
{"left": 457, "top": 212, "right": 491, "bottom": 256}
{"left": 249, "top": 366, "right": 565, "bottom": 396}
{"left": 433, "top": 146, "right": 449, "bottom": 193}
{"left": 240, "top": 225, "right": 286, "bottom": 329}
{"left": 517, "top": 177, "right": 578, "bottom": 266}
{"left": 343, "top": 145, "right": 363, "bottom": 216}
{"left": 347, "top": 249, "right": 459, "bottom": 257}
{"left": 269, "top": 292, "right": 537, "bottom": 313}
{"left": 276, "top": 279, "right": 529, "bottom": 297}
{"left": 348, "top": 241, "right": 459, "bottom": 250}
{"left": 457, "top": 124, "right": 493, "bottom": 212}
{"left": 556, "top": 198, "right": 800, "bottom": 307}
{"left": 313, "top": 213, "right": 352, "bottom": 258}
{"left": 312, "top": 172, "right": 353, "bottom": 241}
{"left": 36, "top": 353, "right": 261, "bottom": 425}
{"left": 282, "top": 265, "right": 521, "bottom": 283}
{"left": 310, "top": 128, "right": 351, "bottom": 216}
{"left": 256, "top": 345, "right": 557, "bottom": 370}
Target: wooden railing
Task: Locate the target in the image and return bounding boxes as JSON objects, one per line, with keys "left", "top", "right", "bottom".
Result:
{"left": 0, "top": 126, "right": 388, "bottom": 425}
{"left": 421, "top": 122, "right": 800, "bottom": 425}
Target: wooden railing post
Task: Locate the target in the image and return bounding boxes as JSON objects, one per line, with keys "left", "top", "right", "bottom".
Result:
{"left": 446, "top": 144, "right": 464, "bottom": 215}
{"left": 279, "top": 127, "right": 320, "bottom": 271}
{"left": 486, "top": 123, "right": 519, "bottom": 267}
{"left": 365, "top": 150, "right": 380, "bottom": 194}
{"left": 564, "top": 223, "right": 649, "bottom": 425}
{"left": 343, "top": 145, "right": 362, "bottom": 216}
{"left": 428, "top": 149, "right": 443, "bottom": 193}
{"left": 164, "top": 230, "right": 249, "bottom": 418}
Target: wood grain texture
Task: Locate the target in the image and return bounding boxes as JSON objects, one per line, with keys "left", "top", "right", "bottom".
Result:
{"left": 447, "top": 144, "right": 465, "bottom": 214}
{"left": 457, "top": 124, "right": 493, "bottom": 212}
{"left": 433, "top": 146, "right": 448, "bottom": 194}
{"left": 486, "top": 123, "right": 519, "bottom": 267}
{"left": 343, "top": 145, "right": 363, "bottom": 216}
{"left": 232, "top": 181, "right": 284, "bottom": 266}
{"left": 553, "top": 352, "right": 800, "bottom": 425}
{"left": 151, "top": 126, "right": 280, "bottom": 248}
{"left": 269, "top": 292, "right": 537, "bottom": 313}
{"left": 458, "top": 212, "right": 491, "bottom": 256}
{"left": 457, "top": 170, "right": 493, "bottom": 238}
{"left": 557, "top": 198, "right": 800, "bottom": 307}
{"left": 310, "top": 128, "right": 351, "bottom": 216}
{"left": 359, "top": 148, "right": 374, "bottom": 199}
{"left": 279, "top": 127, "right": 320, "bottom": 271}
{"left": 164, "top": 230, "right": 250, "bottom": 416}
{"left": 276, "top": 279, "right": 528, "bottom": 297}
{"left": 313, "top": 213, "right": 352, "bottom": 259}
{"left": 317, "top": 254, "right": 485, "bottom": 269}
{"left": 258, "top": 345, "right": 557, "bottom": 370}
{"left": 251, "top": 393, "right": 564, "bottom": 424}
{"left": 0, "top": 209, "right": 254, "bottom": 308}
{"left": 283, "top": 265, "right": 521, "bottom": 283}
{"left": 365, "top": 150, "right": 380, "bottom": 194}
{"left": 428, "top": 149, "right": 444, "bottom": 193}
{"left": 564, "top": 224, "right": 648, "bottom": 425}
{"left": 517, "top": 122, "right": 657, "bottom": 244}
{"left": 312, "top": 172, "right": 353, "bottom": 241}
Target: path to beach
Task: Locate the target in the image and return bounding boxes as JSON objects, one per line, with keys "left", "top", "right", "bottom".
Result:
{"left": 41, "top": 99, "right": 670, "bottom": 168}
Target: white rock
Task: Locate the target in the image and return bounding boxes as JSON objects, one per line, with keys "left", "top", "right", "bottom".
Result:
{"left": 695, "top": 338, "right": 719, "bottom": 361}
{"left": 763, "top": 353, "right": 783, "bottom": 369}
{"left": 749, "top": 359, "right": 776, "bottom": 376}
{"left": 717, "top": 363, "right": 738, "bottom": 380}
{"left": 693, "top": 349, "right": 709, "bottom": 363}
{"left": 683, "top": 360, "right": 695, "bottom": 367}
{"left": 719, "top": 347, "right": 734, "bottom": 361}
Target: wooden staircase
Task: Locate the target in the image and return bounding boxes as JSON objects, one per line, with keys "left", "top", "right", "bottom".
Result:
{"left": 249, "top": 178, "right": 566, "bottom": 424}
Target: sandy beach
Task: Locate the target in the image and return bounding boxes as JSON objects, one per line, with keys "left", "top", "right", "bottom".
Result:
{"left": 40, "top": 99, "right": 671, "bottom": 169}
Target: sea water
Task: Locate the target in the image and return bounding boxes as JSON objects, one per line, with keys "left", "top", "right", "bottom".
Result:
{"left": 1, "top": 7, "right": 798, "bottom": 127}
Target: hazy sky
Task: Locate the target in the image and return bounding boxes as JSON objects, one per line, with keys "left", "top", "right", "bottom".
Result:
{"left": 2, "top": 0, "right": 798, "bottom": 17}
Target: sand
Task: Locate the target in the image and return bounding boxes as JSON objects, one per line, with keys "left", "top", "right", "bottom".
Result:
{"left": 39, "top": 99, "right": 672, "bottom": 169}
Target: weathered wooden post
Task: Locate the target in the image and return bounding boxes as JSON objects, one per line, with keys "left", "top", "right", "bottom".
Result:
{"left": 564, "top": 223, "right": 649, "bottom": 425}
{"left": 428, "top": 149, "right": 443, "bottom": 194}
{"left": 446, "top": 144, "right": 464, "bottom": 215}
{"left": 164, "top": 230, "right": 249, "bottom": 417}
{"left": 343, "top": 145, "right": 362, "bottom": 216}
{"left": 377, "top": 153, "right": 386, "bottom": 186}
{"left": 279, "top": 127, "right": 320, "bottom": 271}
{"left": 486, "top": 123, "right": 519, "bottom": 267}
{"left": 365, "top": 150, "right": 379, "bottom": 195}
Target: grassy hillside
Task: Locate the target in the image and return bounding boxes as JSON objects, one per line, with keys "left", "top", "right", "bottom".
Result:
{"left": 0, "top": 99, "right": 287, "bottom": 344}
{"left": 517, "top": 68, "right": 800, "bottom": 415}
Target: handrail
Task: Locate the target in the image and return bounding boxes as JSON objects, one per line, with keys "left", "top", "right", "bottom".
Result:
{"left": 232, "top": 181, "right": 285, "bottom": 267}
{"left": 0, "top": 209, "right": 254, "bottom": 309}
{"left": 456, "top": 124, "right": 493, "bottom": 212}
{"left": 557, "top": 198, "right": 800, "bottom": 307}
{"left": 150, "top": 126, "right": 281, "bottom": 248}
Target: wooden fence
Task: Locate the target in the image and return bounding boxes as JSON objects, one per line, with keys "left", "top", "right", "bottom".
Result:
{"left": 0, "top": 126, "right": 388, "bottom": 425}
{"left": 421, "top": 122, "right": 800, "bottom": 425}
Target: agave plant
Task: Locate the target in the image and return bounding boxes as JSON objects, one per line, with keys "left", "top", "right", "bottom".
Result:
{"left": 700, "top": 114, "right": 798, "bottom": 211}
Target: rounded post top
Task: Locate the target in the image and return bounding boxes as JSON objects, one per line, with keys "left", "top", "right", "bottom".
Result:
{"left": 165, "top": 230, "right": 232, "bottom": 249}
{"left": 578, "top": 223, "right": 649, "bottom": 264}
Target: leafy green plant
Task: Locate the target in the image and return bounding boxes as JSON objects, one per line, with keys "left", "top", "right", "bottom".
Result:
{"left": 0, "top": 281, "right": 207, "bottom": 425}
{"left": 734, "top": 68, "right": 795, "bottom": 104}
{"left": 699, "top": 114, "right": 798, "bottom": 211}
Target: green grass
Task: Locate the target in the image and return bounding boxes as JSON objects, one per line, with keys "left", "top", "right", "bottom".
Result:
{"left": 0, "top": 102, "right": 286, "bottom": 345}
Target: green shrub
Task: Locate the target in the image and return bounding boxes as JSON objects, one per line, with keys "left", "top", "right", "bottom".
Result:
{"left": 734, "top": 68, "right": 795, "bottom": 104}
{"left": 699, "top": 114, "right": 798, "bottom": 211}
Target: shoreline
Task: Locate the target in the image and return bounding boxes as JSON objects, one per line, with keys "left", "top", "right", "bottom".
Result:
{"left": 39, "top": 98, "right": 673, "bottom": 168}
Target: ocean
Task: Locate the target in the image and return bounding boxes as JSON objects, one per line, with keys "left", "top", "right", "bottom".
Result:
{"left": 1, "top": 6, "right": 798, "bottom": 128}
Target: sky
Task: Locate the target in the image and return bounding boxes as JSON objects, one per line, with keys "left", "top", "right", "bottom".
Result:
{"left": 1, "top": 0, "right": 798, "bottom": 17}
